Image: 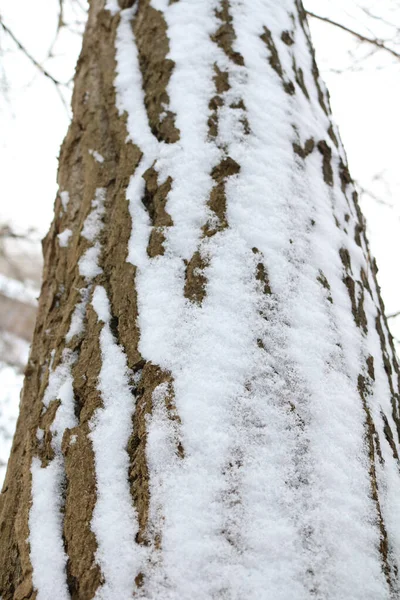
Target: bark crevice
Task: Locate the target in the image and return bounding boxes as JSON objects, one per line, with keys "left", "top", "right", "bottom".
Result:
{"left": 211, "top": 0, "right": 245, "bottom": 66}
{"left": 133, "top": 1, "right": 180, "bottom": 143}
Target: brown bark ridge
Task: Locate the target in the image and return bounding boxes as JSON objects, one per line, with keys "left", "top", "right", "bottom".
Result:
{"left": 0, "top": 1, "right": 399, "bottom": 599}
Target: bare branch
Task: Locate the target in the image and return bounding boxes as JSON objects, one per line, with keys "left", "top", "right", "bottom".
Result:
{"left": 0, "top": 17, "right": 66, "bottom": 86}
{"left": 0, "top": 16, "right": 71, "bottom": 113}
{"left": 357, "top": 184, "right": 394, "bottom": 208}
{"left": 359, "top": 6, "right": 397, "bottom": 30}
{"left": 306, "top": 10, "right": 400, "bottom": 60}
{"left": 71, "top": 0, "right": 88, "bottom": 13}
{"left": 58, "top": 0, "right": 65, "bottom": 29}
{"left": 387, "top": 311, "right": 400, "bottom": 320}
{"left": 46, "top": 0, "right": 66, "bottom": 61}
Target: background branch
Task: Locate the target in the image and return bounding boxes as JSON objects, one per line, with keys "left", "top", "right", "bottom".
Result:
{"left": 0, "top": 16, "right": 70, "bottom": 111}
{"left": 387, "top": 311, "right": 400, "bottom": 319}
{"left": 306, "top": 10, "right": 400, "bottom": 60}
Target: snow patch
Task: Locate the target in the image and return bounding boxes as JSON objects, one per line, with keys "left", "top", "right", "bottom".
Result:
{"left": 60, "top": 191, "right": 70, "bottom": 212}
{"left": 81, "top": 188, "right": 106, "bottom": 242}
{"left": 89, "top": 149, "right": 105, "bottom": 164}
{"left": 57, "top": 229, "right": 72, "bottom": 248}
{"left": 65, "top": 290, "right": 90, "bottom": 343}
{"left": 91, "top": 285, "right": 111, "bottom": 324}
{"left": 90, "top": 285, "right": 144, "bottom": 598}
{"left": 109, "top": 1, "right": 397, "bottom": 598}
{"left": 105, "top": 0, "right": 120, "bottom": 16}
{"left": 29, "top": 183, "right": 108, "bottom": 595}
{"left": 79, "top": 244, "right": 102, "bottom": 279}
{"left": 78, "top": 188, "right": 106, "bottom": 279}
{"left": 29, "top": 189, "right": 108, "bottom": 599}
{"left": 113, "top": 6, "right": 160, "bottom": 268}
{"left": 30, "top": 457, "right": 70, "bottom": 600}
{"left": 29, "top": 351, "right": 77, "bottom": 599}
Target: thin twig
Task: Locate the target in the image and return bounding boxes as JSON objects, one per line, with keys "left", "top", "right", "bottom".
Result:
{"left": 72, "top": 0, "right": 88, "bottom": 13}
{"left": 359, "top": 6, "right": 397, "bottom": 30}
{"left": 358, "top": 185, "right": 393, "bottom": 208}
{"left": 46, "top": 0, "right": 66, "bottom": 61}
{"left": 306, "top": 10, "right": 400, "bottom": 60}
{"left": 0, "top": 17, "right": 65, "bottom": 87}
{"left": 0, "top": 17, "right": 70, "bottom": 113}
{"left": 54, "top": 82, "right": 70, "bottom": 114}
{"left": 387, "top": 311, "right": 400, "bottom": 320}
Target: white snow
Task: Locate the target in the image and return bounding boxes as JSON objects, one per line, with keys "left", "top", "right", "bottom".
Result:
{"left": 29, "top": 351, "right": 77, "bottom": 599}
{"left": 30, "top": 457, "right": 70, "bottom": 600}
{"left": 90, "top": 285, "right": 144, "bottom": 598}
{"left": 26, "top": 1, "right": 400, "bottom": 598}
{"left": 60, "top": 191, "right": 70, "bottom": 212}
{"left": 105, "top": 0, "right": 120, "bottom": 16}
{"left": 65, "top": 290, "right": 89, "bottom": 343}
{"left": 113, "top": 6, "right": 160, "bottom": 268}
{"left": 81, "top": 188, "right": 106, "bottom": 242}
{"left": 29, "top": 185, "right": 108, "bottom": 598}
{"left": 107, "top": 1, "right": 400, "bottom": 598}
{"left": 79, "top": 244, "right": 102, "bottom": 279}
{"left": 89, "top": 149, "right": 105, "bottom": 164}
{"left": 91, "top": 286, "right": 110, "bottom": 323}
{"left": 57, "top": 228, "right": 72, "bottom": 248}
{"left": 78, "top": 188, "right": 106, "bottom": 279}
{"left": 41, "top": 356, "right": 77, "bottom": 454}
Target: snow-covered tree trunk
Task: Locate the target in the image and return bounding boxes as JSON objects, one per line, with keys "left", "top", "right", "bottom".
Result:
{"left": 1, "top": 0, "right": 400, "bottom": 598}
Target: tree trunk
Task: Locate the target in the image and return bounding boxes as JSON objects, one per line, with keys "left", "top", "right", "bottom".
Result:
{"left": 1, "top": 1, "right": 400, "bottom": 598}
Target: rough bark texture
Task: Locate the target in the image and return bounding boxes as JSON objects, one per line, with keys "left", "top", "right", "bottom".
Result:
{"left": 0, "top": 1, "right": 399, "bottom": 598}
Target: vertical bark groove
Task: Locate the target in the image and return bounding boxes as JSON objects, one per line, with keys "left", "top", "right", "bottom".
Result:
{"left": 133, "top": 1, "right": 180, "bottom": 143}
{"left": 203, "top": 157, "right": 240, "bottom": 237}
{"left": 211, "top": 0, "right": 244, "bottom": 66}
{"left": 358, "top": 372, "right": 397, "bottom": 590}
{"left": 260, "top": 26, "right": 295, "bottom": 95}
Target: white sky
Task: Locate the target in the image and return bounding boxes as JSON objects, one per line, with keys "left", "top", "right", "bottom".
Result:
{"left": 0, "top": 0, "right": 84, "bottom": 232}
{"left": 0, "top": 0, "right": 399, "bottom": 342}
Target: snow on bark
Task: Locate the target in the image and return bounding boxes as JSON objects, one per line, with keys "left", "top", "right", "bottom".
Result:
{"left": 58, "top": 229, "right": 73, "bottom": 247}
{"left": 69, "top": 187, "right": 106, "bottom": 341}
{"left": 79, "top": 188, "right": 106, "bottom": 279}
{"left": 17, "top": 1, "right": 400, "bottom": 599}
{"left": 65, "top": 290, "right": 89, "bottom": 343}
{"left": 29, "top": 353, "right": 77, "bottom": 600}
{"left": 89, "top": 149, "right": 105, "bottom": 164}
{"left": 105, "top": 0, "right": 120, "bottom": 16}
{"left": 29, "top": 457, "right": 70, "bottom": 600}
{"left": 89, "top": 285, "right": 144, "bottom": 599}
{"left": 60, "top": 190, "right": 70, "bottom": 212}
{"left": 29, "top": 187, "right": 107, "bottom": 599}
{"left": 108, "top": 1, "right": 400, "bottom": 599}
{"left": 81, "top": 188, "right": 106, "bottom": 242}
{"left": 113, "top": 5, "right": 159, "bottom": 268}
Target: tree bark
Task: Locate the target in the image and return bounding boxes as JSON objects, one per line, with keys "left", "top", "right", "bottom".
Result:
{"left": 1, "top": 0, "right": 400, "bottom": 598}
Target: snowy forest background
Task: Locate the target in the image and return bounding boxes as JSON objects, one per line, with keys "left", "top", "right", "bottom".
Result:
{"left": 0, "top": 0, "right": 399, "bottom": 484}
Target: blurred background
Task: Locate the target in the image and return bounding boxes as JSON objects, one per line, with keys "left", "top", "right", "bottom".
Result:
{"left": 0, "top": 0, "right": 399, "bottom": 483}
